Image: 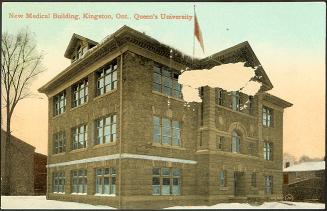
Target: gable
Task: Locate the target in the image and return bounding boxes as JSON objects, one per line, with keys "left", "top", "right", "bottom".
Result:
{"left": 64, "top": 33, "right": 98, "bottom": 60}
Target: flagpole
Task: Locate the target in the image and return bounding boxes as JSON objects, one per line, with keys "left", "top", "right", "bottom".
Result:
{"left": 192, "top": 4, "right": 195, "bottom": 63}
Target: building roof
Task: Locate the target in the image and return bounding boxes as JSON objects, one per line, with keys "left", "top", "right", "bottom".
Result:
{"left": 283, "top": 161, "right": 325, "bottom": 172}
{"left": 38, "top": 25, "right": 274, "bottom": 94}
{"left": 263, "top": 92, "right": 293, "bottom": 108}
{"left": 1, "top": 129, "right": 35, "bottom": 150}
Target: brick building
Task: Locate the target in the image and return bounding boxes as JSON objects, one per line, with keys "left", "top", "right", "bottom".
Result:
{"left": 1, "top": 130, "right": 35, "bottom": 195}
{"left": 38, "top": 26, "right": 292, "bottom": 208}
{"left": 34, "top": 152, "right": 48, "bottom": 195}
{"left": 283, "top": 161, "right": 325, "bottom": 202}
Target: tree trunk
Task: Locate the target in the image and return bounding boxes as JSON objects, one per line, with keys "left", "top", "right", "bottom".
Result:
{"left": 2, "top": 102, "right": 12, "bottom": 195}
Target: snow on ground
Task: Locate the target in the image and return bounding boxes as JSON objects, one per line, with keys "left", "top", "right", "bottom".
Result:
{"left": 1, "top": 196, "right": 325, "bottom": 209}
{"left": 166, "top": 201, "right": 325, "bottom": 209}
{"left": 1, "top": 196, "right": 115, "bottom": 209}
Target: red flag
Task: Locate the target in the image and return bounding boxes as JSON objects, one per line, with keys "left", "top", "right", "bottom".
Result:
{"left": 194, "top": 12, "right": 205, "bottom": 53}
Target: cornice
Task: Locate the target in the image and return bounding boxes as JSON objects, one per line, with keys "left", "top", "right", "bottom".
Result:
{"left": 39, "top": 26, "right": 274, "bottom": 94}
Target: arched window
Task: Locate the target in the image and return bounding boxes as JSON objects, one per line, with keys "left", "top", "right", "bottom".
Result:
{"left": 231, "top": 130, "right": 240, "bottom": 153}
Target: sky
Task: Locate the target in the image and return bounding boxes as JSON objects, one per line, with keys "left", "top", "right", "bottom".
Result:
{"left": 1, "top": 2, "right": 325, "bottom": 160}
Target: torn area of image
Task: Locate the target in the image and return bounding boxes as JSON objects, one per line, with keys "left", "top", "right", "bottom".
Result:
{"left": 178, "top": 62, "right": 263, "bottom": 103}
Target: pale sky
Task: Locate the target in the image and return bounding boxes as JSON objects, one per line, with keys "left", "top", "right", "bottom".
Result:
{"left": 1, "top": 2, "right": 325, "bottom": 160}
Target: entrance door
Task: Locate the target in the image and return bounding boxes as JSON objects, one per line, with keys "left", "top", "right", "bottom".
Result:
{"left": 234, "top": 171, "right": 244, "bottom": 196}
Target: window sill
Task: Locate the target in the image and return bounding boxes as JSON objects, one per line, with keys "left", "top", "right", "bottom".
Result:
{"left": 70, "top": 102, "right": 88, "bottom": 111}
{"left": 71, "top": 193, "right": 87, "bottom": 195}
{"left": 216, "top": 105, "right": 256, "bottom": 119}
{"left": 70, "top": 148, "right": 87, "bottom": 153}
{"left": 152, "top": 91, "right": 184, "bottom": 103}
{"left": 52, "top": 152, "right": 66, "bottom": 157}
{"left": 93, "top": 141, "right": 117, "bottom": 148}
{"left": 219, "top": 187, "right": 228, "bottom": 191}
{"left": 262, "top": 125, "right": 274, "bottom": 129}
{"left": 94, "top": 194, "right": 116, "bottom": 197}
{"left": 152, "top": 143, "right": 186, "bottom": 150}
{"left": 52, "top": 112, "right": 66, "bottom": 119}
{"left": 53, "top": 192, "right": 65, "bottom": 194}
{"left": 93, "top": 89, "right": 117, "bottom": 101}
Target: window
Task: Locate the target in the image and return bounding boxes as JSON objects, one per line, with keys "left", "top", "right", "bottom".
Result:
{"left": 53, "top": 91, "right": 66, "bottom": 116}
{"left": 95, "top": 168, "right": 116, "bottom": 195}
{"left": 217, "top": 89, "right": 224, "bottom": 106}
{"left": 95, "top": 114, "right": 117, "bottom": 145}
{"left": 53, "top": 172, "right": 65, "bottom": 193}
{"left": 251, "top": 172, "right": 256, "bottom": 187}
{"left": 263, "top": 142, "right": 273, "bottom": 160}
{"left": 231, "top": 130, "right": 240, "bottom": 153}
{"left": 72, "top": 124, "right": 87, "bottom": 150}
{"left": 263, "top": 106, "right": 273, "bottom": 127}
{"left": 77, "top": 45, "right": 83, "bottom": 59}
{"left": 71, "top": 169, "right": 87, "bottom": 194}
{"left": 72, "top": 45, "right": 87, "bottom": 62}
{"left": 96, "top": 61, "right": 118, "bottom": 96}
{"left": 231, "top": 91, "right": 240, "bottom": 111}
{"left": 248, "top": 96, "right": 254, "bottom": 114}
{"left": 53, "top": 131, "right": 66, "bottom": 154}
{"left": 72, "top": 79, "right": 88, "bottom": 107}
{"left": 153, "top": 116, "right": 181, "bottom": 146}
{"left": 264, "top": 176, "right": 273, "bottom": 194}
{"left": 219, "top": 170, "right": 226, "bottom": 187}
{"left": 248, "top": 143, "right": 255, "bottom": 156}
{"left": 153, "top": 64, "right": 182, "bottom": 99}
{"left": 152, "top": 168, "right": 181, "bottom": 195}
{"left": 217, "top": 136, "right": 224, "bottom": 150}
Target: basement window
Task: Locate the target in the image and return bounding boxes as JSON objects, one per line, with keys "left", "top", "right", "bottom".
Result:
{"left": 95, "top": 168, "right": 116, "bottom": 195}
{"left": 53, "top": 172, "right": 65, "bottom": 193}
{"left": 71, "top": 169, "right": 87, "bottom": 194}
{"left": 152, "top": 168, "right": 181, "bottom": 196}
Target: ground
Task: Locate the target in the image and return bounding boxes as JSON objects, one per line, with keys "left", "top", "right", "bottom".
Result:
{"left": 1, "top": 196, "right": 325, "bottom": 209}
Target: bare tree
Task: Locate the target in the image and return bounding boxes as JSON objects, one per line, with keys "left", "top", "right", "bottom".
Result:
{"left": 1, "top": 28, "right": 44, "bottom": 195}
